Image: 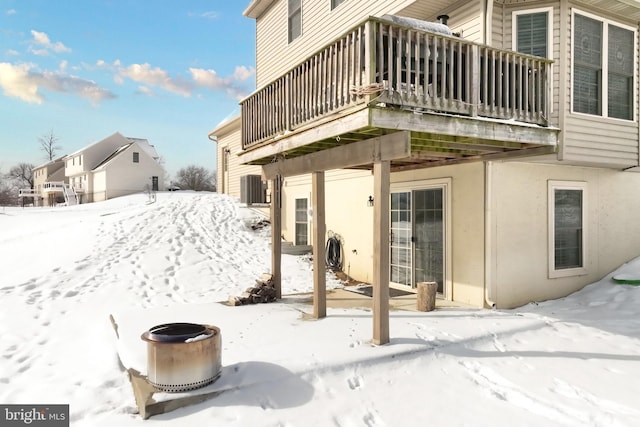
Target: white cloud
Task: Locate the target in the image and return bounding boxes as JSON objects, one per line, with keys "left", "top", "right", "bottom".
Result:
{"left": 190, "top": 67, "right": 252, "bottom": 99}
{"left": 233, "top": 65, "right": 255, "bottom": 82}
{"left": 188, "top": 11, "right": 218, "bottom": 20}
{"left": 0, "top": 62, "right": 42, "bottom": 103}
{"left": 6, "top": 49, "right": 19, "bottom": 56}
{"left": 29, "top": 30, "right": 71, "bottom": 55}
{"left": 136, "top": 85, "right": 155, "bottom": 96}
{"left": 0, "top": 62, "right": 116, "bottom": 105}
{"left": 116, "top": 63, "right": 193, "bottom": 97}
{"left": 6, "top": 9, "right": 16, "bottom": 15}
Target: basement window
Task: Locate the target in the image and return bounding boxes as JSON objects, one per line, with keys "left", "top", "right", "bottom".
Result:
{"left": 548, "top": 181, "right": 587, "bottom": 278}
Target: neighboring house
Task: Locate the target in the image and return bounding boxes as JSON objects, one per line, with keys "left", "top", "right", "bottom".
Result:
{"left": 217, "top": 0, "right": 640, "bottom": 343}
{"left": 209, "top": 116, "right": 270, "bottom": 208}
{"left": 25, "top": 156, "right": 67, "bottom": 206}
{"left": 26, "top": 132, "right": 165, "bottom": 205}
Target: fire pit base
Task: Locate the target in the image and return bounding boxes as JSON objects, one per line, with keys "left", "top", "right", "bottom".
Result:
{"left": 141, "top": 323, "right": 222, "bottom": 393}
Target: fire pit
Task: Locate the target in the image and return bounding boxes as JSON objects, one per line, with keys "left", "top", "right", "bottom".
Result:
{"left": 141, "top": 323, "right": 222, "bottom": 392}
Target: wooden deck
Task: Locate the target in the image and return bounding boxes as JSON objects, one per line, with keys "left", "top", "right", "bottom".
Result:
{"left": 240, "top": 16, "right": 556, "bottom": 167}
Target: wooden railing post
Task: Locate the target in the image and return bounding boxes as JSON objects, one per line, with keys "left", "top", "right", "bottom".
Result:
{"left": 285, "top": 72, "right": 291, "bottom": 131}
{"left": 470, "top": 45, "right": 479, "bottom": 117}
{"left": 364, "top": 20, "right": 377, "bottom": 104}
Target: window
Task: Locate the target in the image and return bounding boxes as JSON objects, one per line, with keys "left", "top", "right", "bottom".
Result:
{"left": 548, "top": 181, "right": 587, "bottom": 278}
{"left": 152, "top": 176, "right": 158, "bottom": 191}
{"left": 133, "top": 152, "right": 139, "bottom": 163}
{"left": 331, "top": 0, "right": 346, "bottom": 10}
{"left": 288, "top": 0, "right": 302, "bottom": 43}
{"left": 573, "top": 11, "right": 635, "bottom": 120}
{"left": 514, "top": 8, "right": 552, "bottom": 58}
{"left": 295, "top": 198, "right": 308, "bottom": 245}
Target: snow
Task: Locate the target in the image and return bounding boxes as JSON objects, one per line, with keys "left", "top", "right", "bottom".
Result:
{"left": 1, "top": 192, "right": 639, "bottom": 426}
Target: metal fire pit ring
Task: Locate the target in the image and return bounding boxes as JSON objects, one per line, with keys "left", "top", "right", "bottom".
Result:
{"left": 141, "top": 322, "right": 222, "bottom": 392}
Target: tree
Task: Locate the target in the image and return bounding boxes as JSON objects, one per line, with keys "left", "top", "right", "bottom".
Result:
{"left": 174, "top": 165, "right": 216, "bottom": 191}
{"left": 39, "top": 129, "right": 62, "bottom": 161}
{"left": 0, "top": 169, "right": 17, "bottom": 206}
{"left": 7, "top": 163, "right": 35, "bottom": 189}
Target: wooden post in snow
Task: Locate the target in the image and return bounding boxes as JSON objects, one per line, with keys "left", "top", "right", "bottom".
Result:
{"left": 372, "top": 160, "right": 390, "bottom": 345}
{"left": 270, "top": 175, "right": 282, "bottom": 299}
{"left": 312, "top": 171, "right": 326, "bottom": 318}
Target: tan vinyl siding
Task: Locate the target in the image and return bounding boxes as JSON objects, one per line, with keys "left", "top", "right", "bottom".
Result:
{"left": 256, "top": 0, "right": 446, "bottom": 87}
{"left": 215, "top": 123, "right": 263, "bottom": 199}
{"left": 561, "top": 3, "right": 639, "bottom": 167}
{"left": 492, "top": 2, "right": 504, "bottom": 47}
{"left": 447, "top": 1, "right": 482, "bottom": 43}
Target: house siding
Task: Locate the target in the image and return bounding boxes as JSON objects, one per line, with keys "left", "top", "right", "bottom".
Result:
{"left": 560, "top": 3, "right": 640, "bottom": 167}
{"left": 93, "top": 142, "right": 164, "bottom": 201}
{"left": 213, "top": 118, "right": 264, "bottom": 199}
{"left": 496, "top": 0, "right": 562, "bottom": 127}
{"left": 256, "top": 0, "right": 431, "bottom": 87}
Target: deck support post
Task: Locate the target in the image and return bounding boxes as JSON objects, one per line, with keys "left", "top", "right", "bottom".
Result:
{"left": 312, "top": 171, "right": 326, "bottom": 318}
{"left": 270, "top": 175, "right": 283, "bottom": 299}
{"left": 372, "top": 160, "right": 390, "bottom": 345}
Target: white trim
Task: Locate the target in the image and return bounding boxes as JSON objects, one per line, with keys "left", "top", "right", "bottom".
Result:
{"left": 512, "top": 7, "right": 553, "bottom": 60}
{"left": 294, "top": 197, "right": 308, "bottom": 245}
{"left": 390, "top": 178, "right": 452, "bottom": 300}
{"left": 513, "top": 7, "right": 554, "bottom": 113}
{"left": 570, "top": 8, "right": 637, "bottom": 122}
{"left": 548, "top": 180, "right": 588, "bottom": 278}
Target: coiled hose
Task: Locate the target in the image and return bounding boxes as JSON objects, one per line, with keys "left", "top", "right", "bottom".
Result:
{"left": 325, "top": 236, "right": 343, "bottom": 271}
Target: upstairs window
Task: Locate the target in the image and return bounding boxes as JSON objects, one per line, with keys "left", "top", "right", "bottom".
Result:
{"left": 133, "top": 152, "right": 140, "bottom": 163}
{"left": 514, "top": 8, "right": 552, "bottom": 59}
{"left": 288, "top": 0, "right": 302, "bottom": 43}
{"left": 573, "top": 11, "right": 635, "bottom": 120}
{"left": 331, "top": 0, "right": 346, "bottom": 10}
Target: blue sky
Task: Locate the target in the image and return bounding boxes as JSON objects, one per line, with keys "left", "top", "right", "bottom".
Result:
{"left": 0, "top": 0, "right": 255, "bottom": 178}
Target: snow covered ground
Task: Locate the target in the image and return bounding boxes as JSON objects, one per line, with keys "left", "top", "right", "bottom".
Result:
{"left": 1, "top": 192, "right": 639, "bottom": 426}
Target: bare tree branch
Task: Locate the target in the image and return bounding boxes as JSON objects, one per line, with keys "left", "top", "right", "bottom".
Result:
{"left": 174, "top": 165, "right": 216, "bottom": 191}
{"left": 7, "top": 163, "right": 35, "bottom": 188}
{"left": 38, "top": 129, "right": 62, "bottom": 161}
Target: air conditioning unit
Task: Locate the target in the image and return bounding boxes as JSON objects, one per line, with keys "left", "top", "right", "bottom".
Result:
{"left": 240, "top": 175, "right": 266, "bottom": 205}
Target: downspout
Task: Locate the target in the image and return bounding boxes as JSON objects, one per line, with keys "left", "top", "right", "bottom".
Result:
{"left": 483, "top": 0, "right": 497, "bottom": 309}
{"left": 484, "top": 161, "right": 497, "bottom": 308}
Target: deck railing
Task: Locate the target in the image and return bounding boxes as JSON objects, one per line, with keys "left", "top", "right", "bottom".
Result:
{"left": 241, "top": 17, "right": 553, "bottom": 150}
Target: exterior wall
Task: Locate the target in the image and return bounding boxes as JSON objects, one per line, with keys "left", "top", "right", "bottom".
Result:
{"left": 280, "top": 163, "right": 487, "bottom": 307}
{"left": 92, "top": 171, "right": 107, "bottom": 202}
{"left": 254, "top": 0, "right": 456, "bottom": 87}
{"left": 392, "top": 162, "right": 486, "bottom": 307}
{"left": 490, "top": 161, "right": 640, "bottom": 308}
{"left": 446, "top": 1, "right": 483, "bottom": 42}
{"left": 214, "top": 121, "right": 263, "bottom": 199}
{"left": 93, "top": 142, "right": 164, "bottom": 201}
{"left": 559, "top": 2, "right": 639, "bottom": 167}
{"left": 281, "top": 169, "right": 374, "bottom": 281}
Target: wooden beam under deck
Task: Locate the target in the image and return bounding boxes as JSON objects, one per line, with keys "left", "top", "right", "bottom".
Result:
{"left": 262, "top": 131, "right": 411, "bottom": 180}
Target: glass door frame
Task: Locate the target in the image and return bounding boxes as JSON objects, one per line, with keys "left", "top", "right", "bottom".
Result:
{"left": 390, "top": 178, "right": 452, "bottom": 299}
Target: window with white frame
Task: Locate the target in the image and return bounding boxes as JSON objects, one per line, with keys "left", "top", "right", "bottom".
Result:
{"left": 513, "top": 8, "right": 553, "bottom": 58}
{"left": 548, "top": 181, "right": 587, "bottom": 278}
{"left": 572, "top": 11, "right": 635, "bottom": 120}
{"left": 288, "top": 0, "right": 302, "bottom": 43}
{"left": 295, "top": 198, "right": 308, "bottom": 245}
{"left": 133, "top": 152, "right": 140, "bottom": 163}
{"left": 331, "top": 0, "right": 346, "bottom": 10}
